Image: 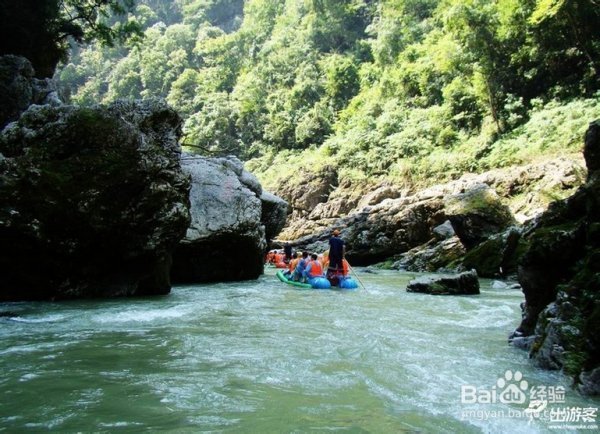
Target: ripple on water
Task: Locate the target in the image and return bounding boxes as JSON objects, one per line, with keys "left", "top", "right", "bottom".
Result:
{"left": 0, "top": 270, "right": 596, "bottom": 433}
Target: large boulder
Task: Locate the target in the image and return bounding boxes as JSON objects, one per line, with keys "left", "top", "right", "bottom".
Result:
{"left": 393, "top": 237, "right": 466, "bottom": 273}
{"left": 0, "top": 99, "right": 191, "bottom": 300}
{"left": 406, "top": 270, "right": 480, "bottom": 295}
{"left": 171, "top": 156, "right": 286, "bottom": 283}
{"left": 0, "top": 55, "right": 60, "bottom": 129}
{"left": 445, "top": 183, "right": 516, "bottom": 250}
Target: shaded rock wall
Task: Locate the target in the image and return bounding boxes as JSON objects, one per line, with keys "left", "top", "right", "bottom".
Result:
{"left": 0, "top": 55, "right": 60, "bottom": 129}
{"left": 0, "top": 100, "right": 191, "bottom": 300}
{"left": 512, "top": 120, "right": 600, "bottom": 394}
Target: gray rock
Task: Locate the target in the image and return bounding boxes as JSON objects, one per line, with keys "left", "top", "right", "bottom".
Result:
{"left": 433, "top": 220, "right": 455, "bottom": 240}
{"left": 461, "top": 226, "right": 523, "bottom": 278}
{"left": 406, "top": 270, "right": 480, "bottom": 295}
{"left": 276, "top": 165, "right": 337, "bottom": 212}
{"left": 0, "top": 55, "right": 61, "bottom": 130}
{"left": 276, "top": 157, "right": 585, "bottom": 264}
{"left": 261, "top": 191, "right": 288, "bottom": 242}
{"left": 510, "top": 336, "right": 536, "bottom": 351}
{"left": 445, "top": 183, "right": 516, "bottom": 250}
{"left": 579, "top": 367, "right": 600, "bottom": 396}
{"left": 0, "top": 99, "right": 190, "bottom": 300}
{"left": 394, "top": 236, "right": 465, "bottom": 272}
{"left": 0, "top": 55, "right": 35, "bottom": 129}
{"left": 532, "top": 324, "right": 565, "bottom": 370}
{"left": 356, "top": 185, "right": 404, "bottom": 208}
{"left": 171, "top": 156, "right": 286, "bottom": 283}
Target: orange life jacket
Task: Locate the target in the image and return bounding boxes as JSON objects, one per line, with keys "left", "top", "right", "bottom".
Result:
{"left": 308, "top": 260, "right": 323, "bottom": 277}
{"left": 289, "top": 257, "right": 300, "bottom": 273}
{"left": 342, "top": 259, "right": 349, "bottom": 275}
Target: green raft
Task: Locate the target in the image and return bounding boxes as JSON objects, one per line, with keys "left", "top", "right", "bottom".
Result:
{"left": 276, "top": 270, "right": 312, "bottom": 289}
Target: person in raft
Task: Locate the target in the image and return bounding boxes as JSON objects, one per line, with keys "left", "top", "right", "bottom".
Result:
{"left": 284, "top": 252, "right": 302, "bottom": 278}
{"left": 326, "top": 229, "right": 346, "bottom": 283}
{"left": 304, "top": 253, "right": 325, "bottom": 280}
{"left": 292, "top": 251, "right": 310, "bottom": 282}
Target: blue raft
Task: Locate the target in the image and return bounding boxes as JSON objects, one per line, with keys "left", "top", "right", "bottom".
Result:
{"left": 276, "top": 270, "right": 358, "bottom": 290}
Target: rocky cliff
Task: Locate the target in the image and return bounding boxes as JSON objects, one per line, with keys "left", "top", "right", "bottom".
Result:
{"left": 0, "top": 55, "right": 60, "bottom": 129}
{"left": 276, "top": 158, "right": 584, "bottom": 270}
{"left": 511, "top": 120, "right": 600, "bottom": 395}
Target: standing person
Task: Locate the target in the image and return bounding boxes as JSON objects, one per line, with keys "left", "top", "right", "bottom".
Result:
{"left": 283, "top": 243, "right": 292, "bottom": 263}
{"left": 328, "top": 229, "right": 345, "bottom": 270}
{"left": 327, "top": 229, "right": 345, "bottom": 285}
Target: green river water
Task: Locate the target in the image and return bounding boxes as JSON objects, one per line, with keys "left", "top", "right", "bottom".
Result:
{"left": 0, "top": 269, "right": 597, "bottom": 433}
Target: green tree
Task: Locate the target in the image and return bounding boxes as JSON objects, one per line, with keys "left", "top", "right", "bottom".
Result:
{"left": 528, "top": 0, "right": 600, "bottom": 94}
{"left": 0, "top": 0, "right": 141, "bottom": 77}
{"left": 324, "top": 55, "right": 360, "bottom": 110}
{"left": 183, "top": 92, "right": 240, "bottom": 156}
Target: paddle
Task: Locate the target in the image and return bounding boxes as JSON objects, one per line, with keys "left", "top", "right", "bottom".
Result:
{"left": 347, "top": 262, "right": 367, "bottom": 291}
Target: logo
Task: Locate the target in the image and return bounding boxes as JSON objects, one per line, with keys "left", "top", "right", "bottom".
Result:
{"left": 461, "top": 370, "right": 528, "bottom": 404}
{"left": 459, "top": 369, "right": 598, "bottom": 430}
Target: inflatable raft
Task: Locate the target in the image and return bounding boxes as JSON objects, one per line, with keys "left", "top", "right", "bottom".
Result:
{"left": 276, "top": 270, "right": 359, "bottom": 290}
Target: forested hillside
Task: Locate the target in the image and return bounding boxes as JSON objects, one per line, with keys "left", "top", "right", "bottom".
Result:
{"left": 57, "top": 0, "right": 600, "bottom": 190}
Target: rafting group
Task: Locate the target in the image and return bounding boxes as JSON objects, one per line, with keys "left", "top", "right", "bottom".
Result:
{"left": 267, "top": 230, "right": 359, "bottom": 290}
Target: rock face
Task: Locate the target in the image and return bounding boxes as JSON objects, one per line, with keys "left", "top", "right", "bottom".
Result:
{"left": 511, "top": 120, "right": 600, "bottom": 394}
{"left": 0, "top": 55, "right": 60, "bottom": 129}
{"left": 261, "top": 191, "right": 288, "bottom": 242}
{"left": 445, "top": 183, "right": 516, "bottom": 250}
{"left": 276, "top": 158, "right": 583, "bottom": 270}
{"left": 171, "top": 156, "right": 287, "bottom": 283}
{"left": 461, "top": 226, "right": 523, "bottom": 278}
{"left": 0, "top": 99, "right": 191, "bottom": 300}
{"left": 406, "top": 270, "right": 480, "bottom": 295}
{"left": 276, "top": 165, "right": 337, "bottom": 213}
{"left": 394, "top": 237, "right": 466, "bottom": 272}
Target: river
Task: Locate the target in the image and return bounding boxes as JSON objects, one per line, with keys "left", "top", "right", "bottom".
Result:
{"left": 0, "top": 269, "right": 597, "bottom": 433}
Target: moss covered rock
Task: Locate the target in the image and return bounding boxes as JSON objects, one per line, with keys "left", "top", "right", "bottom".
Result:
{"left": 406, "top": 269, "right": 480, "bottom": 295}
{"left": 512, "top": 119, "right": 600, "bottom": 394}
{"left": 462, "top": 227, "right": 524, "bottom": 278}
{"left": 0, "top": 99, "right": 190, "bottom": 300}
{"left": 445, "top": 183, "right": 516, "bottom": 250}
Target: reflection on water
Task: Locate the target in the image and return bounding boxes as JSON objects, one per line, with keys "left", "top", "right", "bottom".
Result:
{"left": 0, "top": 270, "right": 597, "bottom": 433}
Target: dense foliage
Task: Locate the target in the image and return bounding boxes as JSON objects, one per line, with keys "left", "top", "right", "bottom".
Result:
{"left": 56, "top": 0, "right": 600, "bottom": 188}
